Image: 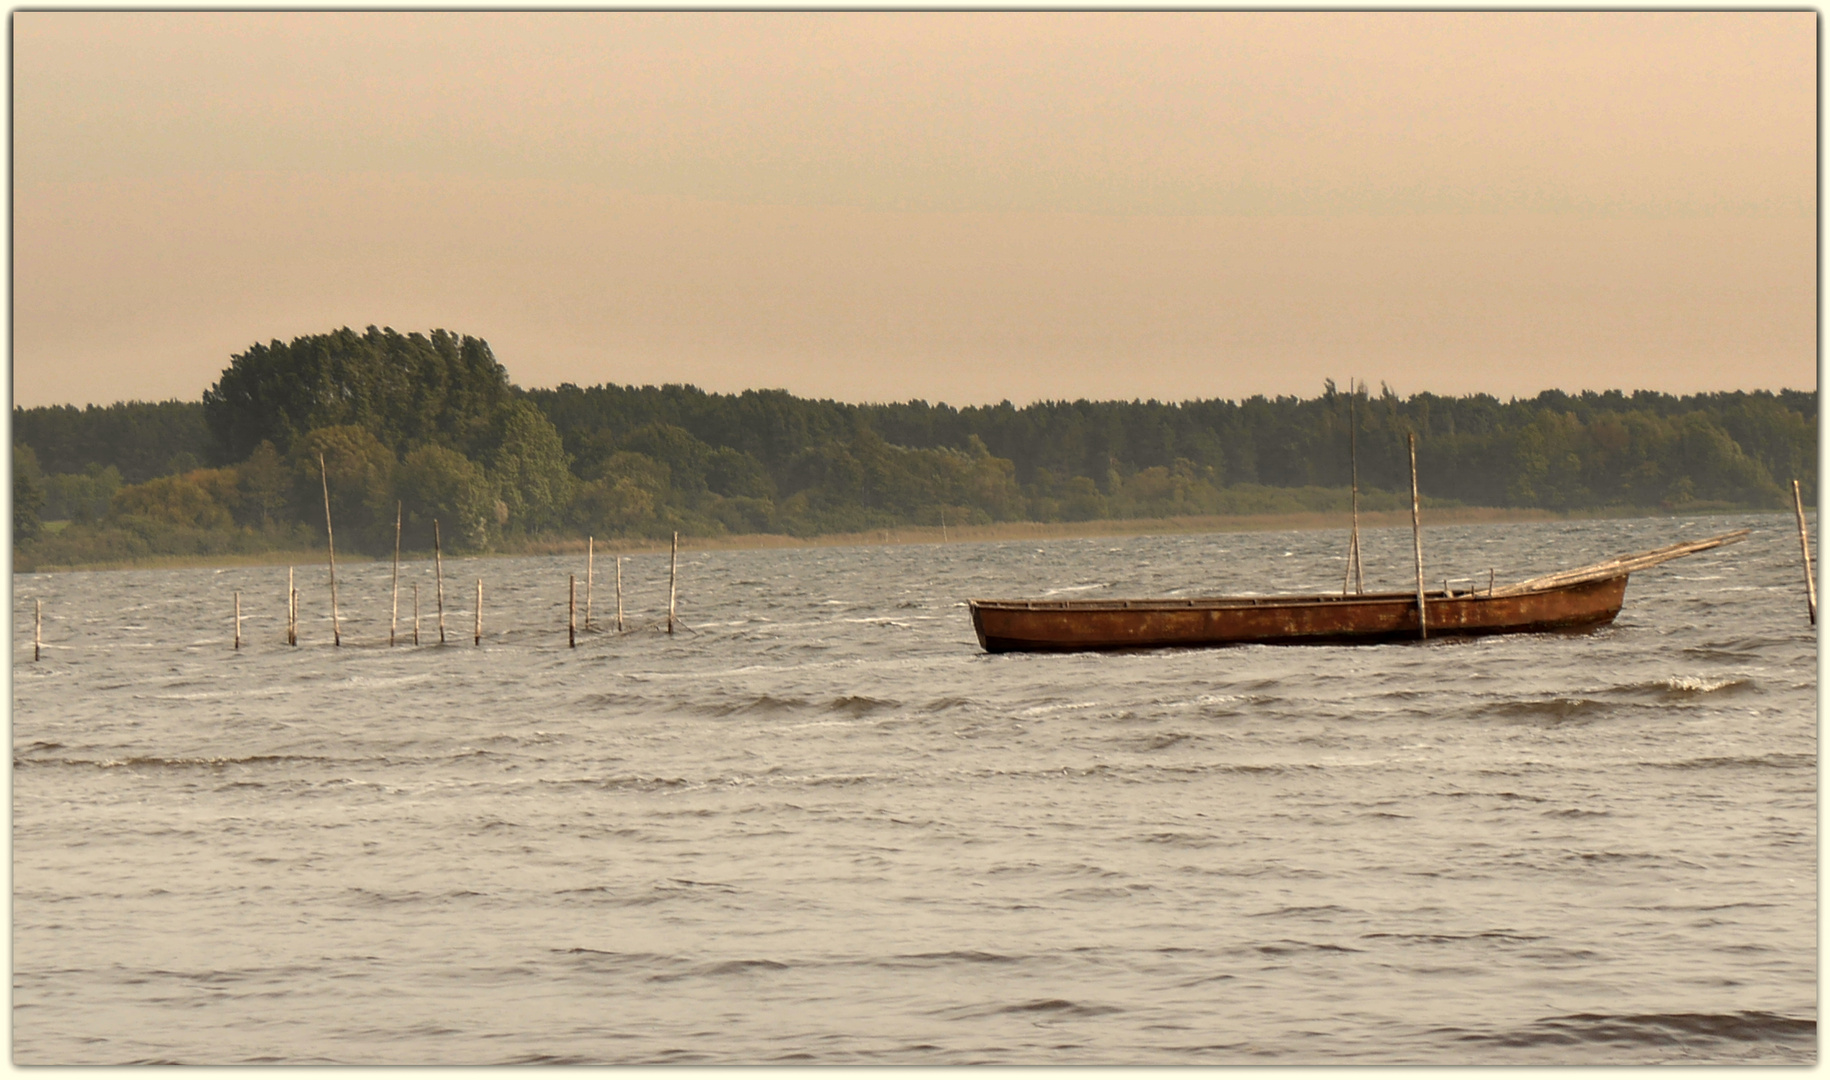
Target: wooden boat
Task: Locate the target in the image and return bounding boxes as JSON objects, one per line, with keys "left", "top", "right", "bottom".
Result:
{"left": 968, "top": 530, "right": 1748, "bottom": 653}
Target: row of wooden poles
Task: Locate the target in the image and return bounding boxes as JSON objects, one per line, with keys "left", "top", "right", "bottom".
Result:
{"left": 225, "top": 456, "right": 684, "bottom": 652}
{"left": 25, "top": 529, "right": 679, "bottom": 657}
{"left": 252, "top": 530, "right": 677, "bottom": 650}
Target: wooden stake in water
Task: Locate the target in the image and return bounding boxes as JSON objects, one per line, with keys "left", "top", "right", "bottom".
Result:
{"left": 234, "top": 591, "right": 241, "bottom": 651}
{"left": 34, "top": 599, "right": 41, "bottom": 662}
{"left": 940, "top": 506, "right": 948, "bottom": 543}
{"left": 615, "top": 555, "right": 624, "bottom": 632}
{"left": 287, "top": 566, "right": 296, "bottom": 646}
{"left": 1343, "top": 382, "right": 1365, "bottom": 595}
{"left": 569, "top": 574, "right": 577, "bottom": 648}
{"left": 474, "top": 577, "right": 483, "bottom": 646}
{"left": 390, "top": 500, "right": 402, "bottom": 646}
{"left": 434, "top": 519, "right": 446, "bottom": 645}
{"left": 667, "top": 532, "right": 678, "bottom": 634}
{"left": 585, "top": 536, "right": 594, "bottom": 630}
{"left": 1409, "top": 433, "right": 1427, "bottom": 641}
{"left": 413, "top": 583, "right": 421, "bottom": 646}
{"left": 319, "top": 454, "right": 341, "bottom": 647}
{"left": 1793, "top": 479, "right": 1816, "bottom": 625}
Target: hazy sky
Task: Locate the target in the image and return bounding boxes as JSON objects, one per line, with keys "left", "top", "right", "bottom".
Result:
{"left": 12, "top": 11, "right": 1817, "bottom": 409}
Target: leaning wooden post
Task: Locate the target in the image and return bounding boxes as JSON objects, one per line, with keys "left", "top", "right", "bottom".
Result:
{"left": 234, "top": 591, "right": 241, "bottom": 651}
{"left": 434, "top": 519, "right": 447, "bottom": 645}
{"left": 412, "top": 583, "right": 421, "bottom": 645}
{"left": 318, "top": 454, "right": 341, "bottom": 647}
{"left": 1792, "top": 479, "right": 1816, "bottom": 625}
{"left": 615, "top": 555, "right": 624, "bottom": 632}
{"left": 474, "top": 577, "right": 483, "bottom": 646}
{"left": 667, "top": 532, "right": 678, "bottom": 634}
{"left": 1343, "top": 385, "right": 1364, "bottom": 596}
{"left": 34, "top": 599, "right": 41, "bottom": 662}
{"left": 569, "top": 574, "right": 577, "bottom": 648}
{"left": 390, "top": 500, "right": 402, "bottom": 646}
{"left": 1409, "top": 432, "right": 1427, "bottom": 641}
{"left": 1350, "top": 384, "right": 1366, "bottom": 593}
{"left": 585, "top": 536, "right": 594, "bottom": 630}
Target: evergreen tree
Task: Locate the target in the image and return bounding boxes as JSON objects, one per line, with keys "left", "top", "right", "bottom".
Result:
{"left": 13, "top": 444, "right": 45, "bottom": 541}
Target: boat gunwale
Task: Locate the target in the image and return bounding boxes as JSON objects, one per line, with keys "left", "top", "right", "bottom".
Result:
{"left": 965, "top": 581, "right": 1618, "bottom": 613}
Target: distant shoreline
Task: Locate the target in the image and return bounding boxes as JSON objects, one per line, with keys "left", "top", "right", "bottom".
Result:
{"left": 12, "top": 505, "right": 1755, "bottom": 574}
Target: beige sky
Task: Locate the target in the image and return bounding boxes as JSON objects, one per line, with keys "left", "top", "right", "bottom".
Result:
{"left": 12, "top": 10, "right": 1818, "bottom": 409}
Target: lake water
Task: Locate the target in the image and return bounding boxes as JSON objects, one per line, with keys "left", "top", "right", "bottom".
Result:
{"left": 11, "top": 514, "right": 1817, "bottom": 1064}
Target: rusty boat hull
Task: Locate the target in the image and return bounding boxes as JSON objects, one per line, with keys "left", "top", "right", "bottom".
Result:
{"left": 968, "top": 575, "right": 1629, "bottom": 653}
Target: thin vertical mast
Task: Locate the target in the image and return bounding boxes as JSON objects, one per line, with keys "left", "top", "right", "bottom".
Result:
{"left": 1344, "top": 382, "right": 1364, "bottom": 596}
{"left": 434, "top": 519, "right": 446, "bottom": 645}
{"left": 1410, "top": 433, "right": 1427, "bottom": 641}
{"left": 319, "top": 454, "right": 340, "bottom": 647}
{"left": 1793, "top": 479, "right": 1816, "bottom": 625}
{"left": 390, "top": 500, "right": 402, "bottom": 646}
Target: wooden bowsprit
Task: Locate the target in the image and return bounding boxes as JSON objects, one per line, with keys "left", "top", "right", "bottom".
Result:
{"left": 1485, "top": 530, "right": 1749, "bottom": 598}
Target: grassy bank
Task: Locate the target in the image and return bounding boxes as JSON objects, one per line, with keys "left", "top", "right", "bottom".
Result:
{"left": 13, "top": 504, "right": 1741, "bottom": 574}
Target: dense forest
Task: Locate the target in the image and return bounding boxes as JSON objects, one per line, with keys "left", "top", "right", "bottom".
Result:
{"left": 12, "top": 326, "right": 1817, "bottom": 568}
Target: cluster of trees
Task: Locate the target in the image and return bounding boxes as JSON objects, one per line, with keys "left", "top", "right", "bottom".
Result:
{"left": 12, "top": 325, "right": 1817, "bottom": 568}
{"left": 18, "top": 328, "right": 572, "bottom": 564}
{"left": 14, "top": 399, "right": 212, "bottom": 483}
{"left": 526, "top": 379, "right": 1815, "bottom": 520}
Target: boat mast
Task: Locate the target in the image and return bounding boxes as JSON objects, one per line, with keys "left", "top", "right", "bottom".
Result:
{"left": 1343, "top": 382, "right": 1365, "bottom": 595}
{"left": 1409, "top": 432, "right": 1427, "bottom": 640}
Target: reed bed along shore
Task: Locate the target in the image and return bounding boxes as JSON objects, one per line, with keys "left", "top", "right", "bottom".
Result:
{"left": 15, "top": 505, "right": 1735, "bottom": 574}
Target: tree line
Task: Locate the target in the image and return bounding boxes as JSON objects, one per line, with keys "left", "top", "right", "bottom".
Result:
{"left": 12, "top": 326, "right": 1817, "bottom": 568}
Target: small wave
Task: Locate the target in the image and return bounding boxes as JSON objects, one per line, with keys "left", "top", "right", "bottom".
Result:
{"left": 1655, "top": 753, "right": 1815, "bottom": 772}
{"left": 1134, "top": 831, "right": 1217, "bottom": 848}
{"left": 344, "top": 887, "right": 437, "bottom": 907}
{"left": 698, "top": 959, "right": 790, "bottom": 976}
{"left": 1250, "top": 939, "right": 1363, "bottom": 956}
{"left": 722, "top": 694, "right": 810, "bottom": 716}
{"left": 997, "top": 998, "right": 1122, "bottom": 1017}
{"left": 1480, "top": 698, "right": 1614, "bottom": 724}
{"left": 1249, "top": 904, "right": 1356, "bottom": 918}
{"left": 1138, "top": 732, "right": 1191, "bottom": 750}
{"left": 937, "top": 997, "right": 1122, "bottom": 1020}
{"left": 1458, "top": 1010, "right": 1815, "bottom": 1049}
{"left": 826, "top": 695, "right": 900, "bottom": 717}
{"left": 16, "top": 753, "right": 344, "bottom": 771}
{"left": 1362, "top": 930, "right": 1544, "bottom": 945}
{"left": 542, "top": 775, "right": 694, "bottom": 793}
{"left": 803, "top": 773, "right": 886, "bottom": 787}
{"left": 1621, "top": 676, "right": 1753, "bottom": 697}
{"left": 890, "top": 950, "right": 1020, "bottom": 965}
{"left": 554, "top": 948, "right": 674, "bottom": 963}
{"left": 1017, "top": 701, "right": 1101, "bottom": 717}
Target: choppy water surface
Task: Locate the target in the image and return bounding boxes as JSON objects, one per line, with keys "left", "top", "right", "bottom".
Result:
{"left": 12, "top": 514, "right": 1816, "bottom": 1064}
